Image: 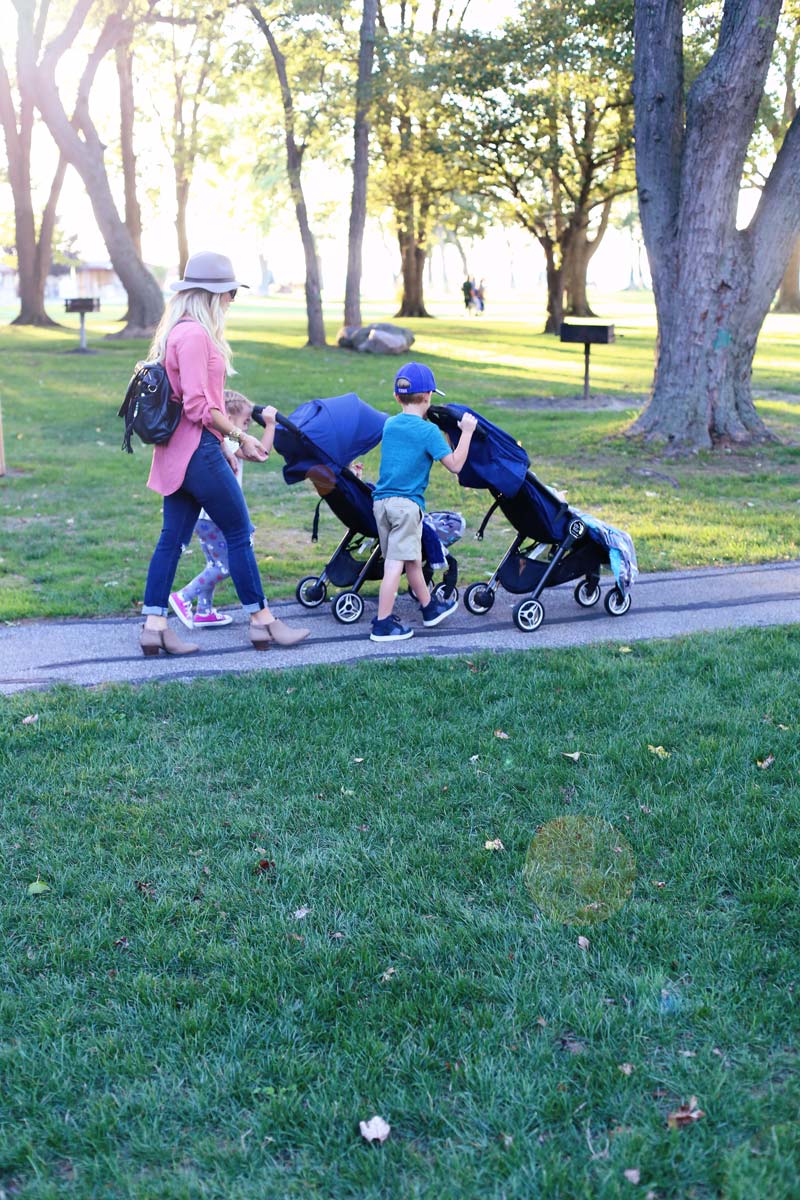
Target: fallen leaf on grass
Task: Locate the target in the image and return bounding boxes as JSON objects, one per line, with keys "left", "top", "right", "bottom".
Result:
{"left": 380, "top": 967, "right": 397, "bottom": 982}
{"left": 287, "top": 933, "right": 304, "bottom": 943}
{"left": 135, "top": 880, "right": 156, "bottom": 899}
{"left": 639, "top": 805, "right": 652, "bottom": 814}
{"left": 353, "top": 757, "right": 364, "bottom": 763}
{"left": 494, "top": 730, "right": 510, "bottom": 740}
{"left": 499, "top": 1133, "right": 514, "bottom": 1148}
{"left": 255, "top": 859, "right": 275, "bottom": 874}
{"left": 484, "top": 838, "right": 505, "bottom": 851}
{"left": 536, "top": 1016, "right": 548, "bottom": 1028}
{"left": 667, "top": 1097, "right": 705, "bottom": 1129}
{"left": 359, "top": 1115, "right": 390, "bottom": 1144}
{"left": 27, "top": 878, "right": 49, "bottom": 896}
{"left": 623, "top": 1168, "right": 641, "bottom": 1184}
{"left": 114, "top": 936, "right": 130, "bottom": 950}
{"left": 618, "top": 1062, "right": 635, "bottom": 1076}
{"left": 577, "top": 935, "right": 590, "bottom": 951}
{"left": 329, "top": 931, "right": 345, "bottom": 940}
{"left": 653, "top": 881, "right": 666, "bottom": 889}
{"left": 559, "top": 1035, "right": 586, "bottom": 1054}
{"left": 469, "top": 754, "right": 480, "bottom": 763}
{"left": 465, "top": 660, "right": 478, "bottom": 673}
{"left": 619, "top": 646, "right": 633, "bottom": 654}
{"left": 648, "top": 745, "right": 670, "bottom": 759}
{"left": 293, "top": 906, "right": 311, "bottom": 920}
{"left": 22, "top": 713, "right": 39, "bottom": 725}
{"left": 562, "top": 751, "right": 581, "bottom": 761}
{"left": 757, "top": 754, "right": 775, "bottom": 770}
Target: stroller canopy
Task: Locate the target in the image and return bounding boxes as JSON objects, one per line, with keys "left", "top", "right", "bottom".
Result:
{"left": 275, "top": 393, "right": 387, "bottom": 485}
{"left": 428, "top": 404, "right": 530, "bottom": 498}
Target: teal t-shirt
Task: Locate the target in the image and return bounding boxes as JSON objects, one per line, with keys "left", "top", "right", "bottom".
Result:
{"left": 373, "top": 412, "right": 451, "bottom": 511}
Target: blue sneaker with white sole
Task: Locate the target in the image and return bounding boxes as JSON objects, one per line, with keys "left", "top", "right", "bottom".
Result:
{"left": 370, "top": 614, "right": 414, "bottom": 642}
{"left": 421, "top": 595, "right": 458, "bottom": 627}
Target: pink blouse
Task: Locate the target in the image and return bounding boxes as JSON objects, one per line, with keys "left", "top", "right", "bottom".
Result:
{"left": 147, "top": 320, "right": 226, "bottom": 496}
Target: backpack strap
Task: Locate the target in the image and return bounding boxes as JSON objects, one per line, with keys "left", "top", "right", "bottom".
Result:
{"left": 311, "top": 499, "right": 323, "bottom": 543}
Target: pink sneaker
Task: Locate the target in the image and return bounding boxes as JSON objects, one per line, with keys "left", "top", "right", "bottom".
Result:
{"left": 168, "top": 591, "right": 194, "bottom": 629}
{"left": 193, "top": 609, "right": 233, "bottom": 628}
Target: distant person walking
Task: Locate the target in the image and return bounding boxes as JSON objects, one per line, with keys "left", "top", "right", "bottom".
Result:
{"left": 139, "top": 250, "right": 309, "bottom": 656}
{"left": 476, "top": 279, "right": 486, "bottom": 313}
{"left": 462, "top": 278, "right": 475, "bottom": 311}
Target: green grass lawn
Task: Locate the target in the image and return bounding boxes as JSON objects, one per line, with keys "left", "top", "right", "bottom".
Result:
{"left": 1, "top": 291, "right": 799, "bottom": 620}
{"left": 3, "top": 628, "right": 799, "bottom": 1198}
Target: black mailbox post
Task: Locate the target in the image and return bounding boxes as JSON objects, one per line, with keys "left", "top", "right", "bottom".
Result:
{"left": 560, "top": 322, "right": 615, "bottom": 403}
{"left": 65, "top": 297, "right": 101, "bottom": 353}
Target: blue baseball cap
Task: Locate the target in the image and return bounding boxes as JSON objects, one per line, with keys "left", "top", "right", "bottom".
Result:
{"left": 394, "top": 361, "right": 446, "bottom": 397}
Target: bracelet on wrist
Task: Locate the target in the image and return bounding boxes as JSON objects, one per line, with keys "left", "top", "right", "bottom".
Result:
{"left": 228, "top": 426, "right": 245, "bottom": 445}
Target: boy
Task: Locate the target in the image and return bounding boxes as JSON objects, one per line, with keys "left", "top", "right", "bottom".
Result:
{"left": 370, "top": 362, "right": 478, "bottom": 642}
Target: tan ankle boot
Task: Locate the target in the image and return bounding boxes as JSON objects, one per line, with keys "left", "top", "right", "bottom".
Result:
{"left": 140, "top": 626, "right": 199, "bottom": 656}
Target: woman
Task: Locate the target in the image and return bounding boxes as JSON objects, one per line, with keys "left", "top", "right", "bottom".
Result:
{"left": 139, "top": 250, "right": 309, "bottom": 655}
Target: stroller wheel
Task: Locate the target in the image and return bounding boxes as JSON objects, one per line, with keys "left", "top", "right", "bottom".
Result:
{"left": 604, "top": 587, "right": 632, "bottom": 617}
{"left": 513, "top": 598, "right": 544, "bottom": 633}
{"left": 432, "top": 582, "right": 459, "bottom": 604}
{"left": 296, "top": 576, "right": 327, "bottom": 608}
{"left": 332, "top": 591, "right": 365, "bottom": 624}
{"left": 574, "top": 579, "right": 601, "bottom": 608}
{"left": 464, "top": 582, "right": 495, "bottom": 615}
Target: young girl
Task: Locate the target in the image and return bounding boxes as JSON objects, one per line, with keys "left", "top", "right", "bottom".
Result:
{"left": 139, "top": 249, "right": 309, "bottom": 655}
{"left": 169, "top": 390, "right": 269, "bottom": 629}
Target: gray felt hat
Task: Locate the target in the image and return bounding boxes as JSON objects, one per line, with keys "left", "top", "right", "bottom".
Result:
{"left": 170, "top": 250, "right": 249, "bottom": 294}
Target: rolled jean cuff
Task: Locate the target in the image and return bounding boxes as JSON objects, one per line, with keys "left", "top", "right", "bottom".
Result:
{"left": 241, "top": 600, "right": 265, "bottom": 614}
{"left": 142, "top": 604, "right": 168, "bottom": 617}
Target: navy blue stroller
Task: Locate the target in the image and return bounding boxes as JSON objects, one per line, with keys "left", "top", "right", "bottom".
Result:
{"left": 427, "top": 405, "right": 638, "bottom": 633}
{"left": 254, "top": 393, "right": 461, "bottom": 624}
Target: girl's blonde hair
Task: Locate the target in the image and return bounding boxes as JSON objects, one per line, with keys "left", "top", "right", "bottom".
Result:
{"left": 223, "top": 389, "right": 252, "bottom": 419}
{"left": 148, "top": 288, "right": 234, "bottom": 374}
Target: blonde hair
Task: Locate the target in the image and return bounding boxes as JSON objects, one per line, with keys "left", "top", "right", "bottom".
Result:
{"left": 223, "top": 389, "right": 252, "bottom": 419}
{"left": 148, "top": 288, "right": 234, "bottom": 374}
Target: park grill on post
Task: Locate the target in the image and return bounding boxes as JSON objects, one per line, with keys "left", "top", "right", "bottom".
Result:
{"left": 560, "top": 322, "right": 615, "bottom": 404}
{"left": 64, "top": 297, "right": 101, "bottom": 354}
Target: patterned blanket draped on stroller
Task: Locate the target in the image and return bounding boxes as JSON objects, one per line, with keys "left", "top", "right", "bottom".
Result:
{"left": 257, "top": 393, "right": 463, "bottom": 625}
{"left": 427, "top": 404, "right": 638, "bottom": 633}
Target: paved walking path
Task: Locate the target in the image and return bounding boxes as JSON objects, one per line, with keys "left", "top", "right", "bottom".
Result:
{"left": 1, "top": 560, "right": 798, "bottom": 696}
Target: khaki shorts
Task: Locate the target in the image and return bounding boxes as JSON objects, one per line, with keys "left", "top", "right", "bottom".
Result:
{"left": 374, "top": 496, "right": 423, "bottom": 562}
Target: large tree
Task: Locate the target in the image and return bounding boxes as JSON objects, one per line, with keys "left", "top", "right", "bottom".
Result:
{"left": 632, "top": 0, "right": 800, "bottom": 449}
{"left": 0, "top": 1, "right": 92, "bottom": 326}
{"left": 24, "top": 0, "right": 164, "bottom": 335}
{"left": 247, "top": 2, "right": 351, "bottom": 348}
{"left": 448, "top": 0, "right": 634, "bottom": 333}
{"left": 371, "top": 2, "right": 476, "bottom": 318}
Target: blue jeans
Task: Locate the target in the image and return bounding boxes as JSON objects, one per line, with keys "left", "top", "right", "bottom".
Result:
{"left": 143, "top": 430, "right": 266, "bottom": 616}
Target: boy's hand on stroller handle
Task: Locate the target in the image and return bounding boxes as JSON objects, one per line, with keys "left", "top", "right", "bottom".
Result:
{"left": 458, "top": 413, "right": 478, "bottom": 434}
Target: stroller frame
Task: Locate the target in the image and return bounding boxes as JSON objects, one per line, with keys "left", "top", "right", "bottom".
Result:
{"left": 265, "top": 409, "right": 457, "bottom": 625}
{"left": 425, "top": 405, "right": 633, "bottom": 633}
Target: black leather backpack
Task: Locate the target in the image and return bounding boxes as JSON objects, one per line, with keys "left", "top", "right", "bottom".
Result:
{"left": 118, "top": 361, "right": 182, "bottom": 453}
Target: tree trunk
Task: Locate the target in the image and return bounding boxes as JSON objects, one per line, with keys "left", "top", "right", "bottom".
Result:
{"left": 176, "top": 177, "right": 190, "bottom": 279}
{"left": 0, "top": 29, "right": 62, "bottom": 326}
{"left": 631, "top": 0, "right": 795, "bottom": 449}
{"left": 564, "top": 236, "right": 597, "bottom": 318}
{"left": 542, "top": 240, "right": 563, "bottom": 335}
{"left": 773, "top": 235, "right": 800, "bottom": 312}
{"left": 344, "top": 0, "right": 378, "bottom": 328}
{"left": 395, "top": 196, "right": 431, "bottom": 317}
{"left": 26, "top": 9, "right": 164, "bottom": 336}
{"left": 116, "top": 36, "right": 141, "bottom": 256}
{"left": 249, "top": 5, "right": 326, "bottom": 347}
